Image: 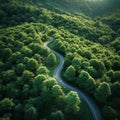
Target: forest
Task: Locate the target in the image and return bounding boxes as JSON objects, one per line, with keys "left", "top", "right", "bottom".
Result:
{"left": 0, "top": 0, "right": 120, "bottom": 120}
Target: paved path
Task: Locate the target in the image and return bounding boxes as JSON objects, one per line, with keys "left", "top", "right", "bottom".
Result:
{"left": 44, "top": 39, "right": 103, "bottom": 120}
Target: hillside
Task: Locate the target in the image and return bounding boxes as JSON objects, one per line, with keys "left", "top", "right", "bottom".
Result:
{"left": 0, "top": 0, "right": 120, "bottom": 120}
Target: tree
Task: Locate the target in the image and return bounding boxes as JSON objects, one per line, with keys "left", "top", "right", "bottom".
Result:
{"left": 21, "top": 46, "right": 32, "bottom": 57}
{"left": 52, "top": 85, "right": 64, "bottom": 98}
{"left": 9, "top": 51, "right": 22, "bottom": 64}
{"left": 65, "top": 91, "right": 80, "bottom": 115}
{"left": 84, "top": 77, "right": 96, "bottom": 94}
{"left": 77, "top": 70, "right": 90, "bottom": 88}
{"left": 39, "top": 47, "right": 50, "bottom": 57}
{"left": 27, "top": 58, "right": 39, "bottom": 72}
{"left": 46, "top": 53, "right": 57, "bottom": 67}
{"left": 36, "top": 66, "right": 49, "bottom": 75}
{"left": 2, "top": 69, "right": 16, "bottom": 83}
{"left": 112, "top": 60, "right": 120, "bottom": 70}
{"left": 0, "top": 98, "right": 14, "bottom": 111}
{"left": 5, "top": 83, "right": 19, "bottom": 98}
{"left": 82, "top": 50, "right": 92, "bottom": 59}
{"left": 32, "top": 75, "right": 47, "bottom": 95}
{"left": 2, "top": 48, "right": 12, "bottom": 60}
{"left": 72, "top": 57, "right": 81, "bottom": 70}
{"left": 64, "top": 65, "right": 76, "bottom": 82}
{"left": 49, "top": 110, "right": 65, "bottom": 120}
{"left": 102, "top": 106, "right": 118, "bottom": 120}
{"left": 25, "top": 107, "right": 37, "bottom": 120}
{"left": 41, "top": 34, "right": 50, "bottom": 42}
{"left": 29, "top": 43, "right": 41, "bottom": 54}
{"left": 15, "top": 63, "right": 25, "bottom": 76}
{"left": 33, "top": 53, "right": 41, "bottom": 63}
{"left": 90, "top": 59, "right": 105, "bottom": 78}
{"left": 94, "top": 82, "right": 111, "bottom": 103}
{"left": 77, "top": 70, "right": 96, "bottom": 93}
{"left": 111, "top": 81, "right": 120, "bottom": 97}
{"left": 41, "top": 78, "right": 57, "bottom": 103}
{"left": 21, "top": 70, "right": 34, "bottom": 84}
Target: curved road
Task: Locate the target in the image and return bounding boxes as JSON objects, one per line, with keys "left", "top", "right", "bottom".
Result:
{"left": 44, "top": 39, "right": 103, "bottom": 120}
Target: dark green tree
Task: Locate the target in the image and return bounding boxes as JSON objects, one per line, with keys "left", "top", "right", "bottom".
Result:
{"left": 65, "top": 91, "right": 80, "bottom": 115}
{"left": 36, "top": 66, "right": 49, "bottom": 75}
{"left": 15, "top": 63, "right": 25, "bottom": 76}
{"left": 64, "top": 65, "right": 76, "bottom": 81}
{"left": 25, "top": 107, "right": 37, "bottom": 120}
{"left": 0, "top": 98, "right": 14, "bottom": 111}
{"left": 41, "top": 34, "right": 50, "bottom": 42}
{"left": 46, "top": 53, "right": 57, "bottom": 67}
{"left": 94, "top": 82, "right": 111, "bottom": 103}
{"left": 2, "top": 69, "right": 16, "bottom": 83}
{"left": 102, "top": 106, "right": 118, "bottom": 120}
{"left": 32, "top": 75, "right": 47, "bottom": 94}
{"left": 21, "top": 70, "right": 34, "bottom": 84}
{"left": 77, "top": 70, "right": 90, "bottom": 88}
{"left": 72, "top": 57, "right": 81, "bottom": 70}
{"left": 27, "top": 58, "right": 39, "bottom": 72}
{"left": 49, "top": 110, "right": 65, "bottom": 120}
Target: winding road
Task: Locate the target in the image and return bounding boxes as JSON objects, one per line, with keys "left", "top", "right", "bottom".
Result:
{"left": 44, "top": 38, "right": 103, "bottom": 120}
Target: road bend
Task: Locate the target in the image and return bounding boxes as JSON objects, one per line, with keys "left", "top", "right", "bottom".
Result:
{"left": 44, "top": 39, "right": 103, "bottom": 120}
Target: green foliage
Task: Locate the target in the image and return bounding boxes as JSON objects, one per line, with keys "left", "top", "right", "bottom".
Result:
{"left": 90, "top": 59, "right": 105, "bottom": 78}
{"left": 27, "top": 58, "right": 39, "bottom": 72}
{"left": 0, "top": 0, "right": 120, "bottom": 119}
{"left": 52, "top": 85, "right": 64, "bottom": 98}
{"left": 111, "top": 37, "right": 120, "bottom": 52}
{"left": 0, "top": 98, "right": 14, "bottom": 111}
{"left": 49, "top": 110, "right": 65, "bottom": 120}
{"left": 94, "top": 82, "right": 111, "bottom": 103}
{"left": 33, "top": 75, "right": 47, "bottom": 94}
{"left": 21, "top": 70, "right": 34, "bottom": 84}
{"left": 77, "top": 70, "right": 96, "bottom": 93}
{"left": 111, "top": 81, "right": 120, "bottom": 97}
{"left": 41, "top": 78, "right": 57, "bottom": 103}
{"left": 64, "top": 65, "right": 76, "bottom": 81}
{"left": 2, "top": 69, "right": 16, "bottom": 83}
{"left": 21, "top": 46, "right": 32, "bottom": 57}
{"left": 72, "top": 57, "right": 81, "bottom": 70}
{"left": 102, "top": 106, "right": 118, "bottom": 120}
{"left": 65, "top": 91, "right": 81, "bottom": 115}
{"left": 46, "top": 53, "right": 57, "bottom": 67}
{"left": 2, "top": 48, "right": 12, "bottom": 60}
{"left": 25, "top": 107, "right": 37, "bottom": 120}
{"left": 41, "top": 34, "right": 50, "bottom": 42}
{"left": 15, "top": 63, "right": 25, "bottom": 76}
{"left": 37, "top": 66, "right": 49, "bottom": 75}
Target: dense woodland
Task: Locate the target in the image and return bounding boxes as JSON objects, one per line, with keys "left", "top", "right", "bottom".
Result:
{"left": 0, "top": 0, "right": 120, "bottom": 120}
